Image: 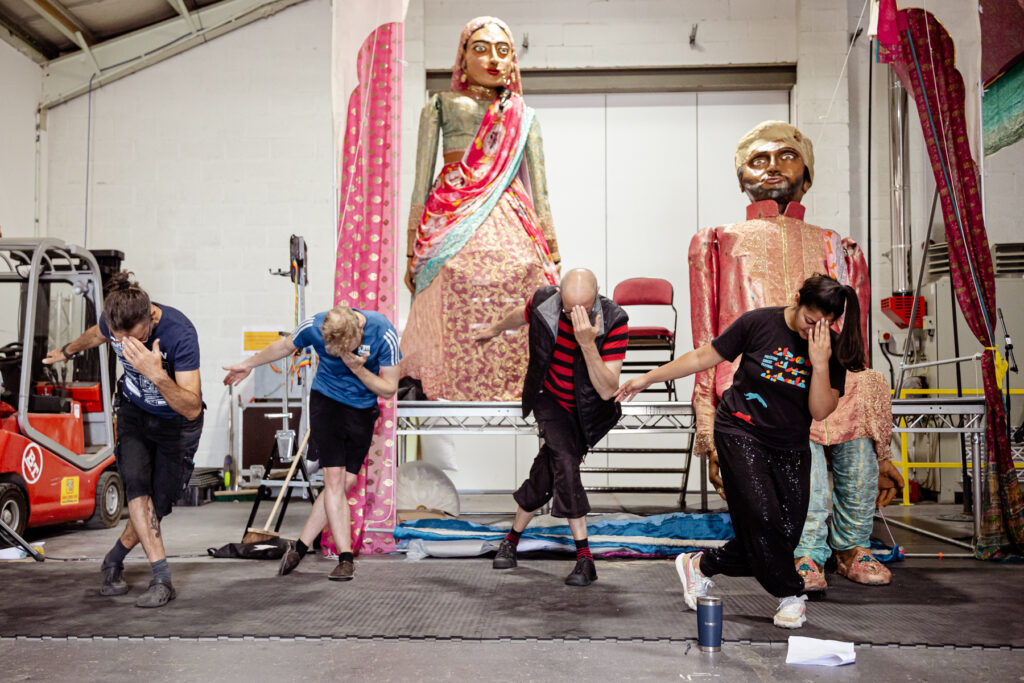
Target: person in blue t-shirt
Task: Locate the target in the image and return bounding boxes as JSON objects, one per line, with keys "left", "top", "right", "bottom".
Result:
{"left": 223, "top": 303, "right": 400, "bottom": 581}
{"left": 45, "top": 271, "right": 204, "bottom": 609}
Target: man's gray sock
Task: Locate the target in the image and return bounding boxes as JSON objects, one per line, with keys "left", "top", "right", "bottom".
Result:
{"left": 150, "top": 558, "right": 171, "bottom": 584}
{"left": 104, "top": 540, "right": 130, "bottom": 568}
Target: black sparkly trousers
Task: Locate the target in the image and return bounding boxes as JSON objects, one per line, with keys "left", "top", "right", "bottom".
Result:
{"left": 699, "top": 431, "right": 811, "bottom": 598}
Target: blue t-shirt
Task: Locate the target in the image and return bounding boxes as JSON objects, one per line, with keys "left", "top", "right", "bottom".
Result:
{"left": 292, "top": 309, "right": 400, "bottom": 409}
{"left": 99, "top": 303, "right": 201, "bottom": 419}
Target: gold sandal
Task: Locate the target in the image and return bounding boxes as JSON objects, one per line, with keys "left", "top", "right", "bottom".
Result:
{"left": 836, "top": 548, "right": 891, "bottom": 585}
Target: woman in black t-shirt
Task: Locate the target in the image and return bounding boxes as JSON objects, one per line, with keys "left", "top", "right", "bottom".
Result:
{"left": 616, "top": 274, "right": 864, "bottom": 629}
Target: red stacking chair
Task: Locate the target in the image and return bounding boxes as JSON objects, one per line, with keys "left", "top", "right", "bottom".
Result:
{"left": 612, "top": 277, "right": 677, "bottom": 399}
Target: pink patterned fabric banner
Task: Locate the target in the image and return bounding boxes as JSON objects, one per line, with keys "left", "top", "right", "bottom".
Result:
{"left": 323, "top": 20, "right": 403, "bottom": 556}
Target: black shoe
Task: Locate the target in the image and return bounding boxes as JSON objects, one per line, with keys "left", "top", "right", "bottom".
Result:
{"left": 492, "top": 539, "right": 518, "bottom": 569}
{"left": 135, "top": 578, "right": 176, "bottom": 608}
{"left": 278, "top": 542, "right": 301, "bottom": 576}
{"left": 99, "top": 562, "right": 129, "bottom": 596}
{"left": 565, "top": 557, "right": 597, "bottom": 586}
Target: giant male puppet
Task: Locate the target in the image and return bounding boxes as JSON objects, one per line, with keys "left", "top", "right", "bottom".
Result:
{"left": 688, "top": 121, "right": 872, "bottom": 495}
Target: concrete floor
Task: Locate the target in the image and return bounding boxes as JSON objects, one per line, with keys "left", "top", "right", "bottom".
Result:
{"left": 3, "top": 493, "right": 1022, "bottom": 681}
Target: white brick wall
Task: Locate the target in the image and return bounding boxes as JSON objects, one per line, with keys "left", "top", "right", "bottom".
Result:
{"left": 44, "top": 0, "right": 335, "bottom": 467}
{"left": 0, "top": 40, "right": 41, "bottom": 237}
{"left": 793, "top": 1, "right": 851, "bottom": 237}
{"left": 420, "top": 0, "right": 799, "bottom": 70}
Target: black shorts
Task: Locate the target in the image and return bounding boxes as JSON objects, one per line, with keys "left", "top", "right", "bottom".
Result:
{"left": 307, "top": 390, "right": 380, "bottom": 474}
{"left": 115, "top": 399, "right": 204, "bottom": 518}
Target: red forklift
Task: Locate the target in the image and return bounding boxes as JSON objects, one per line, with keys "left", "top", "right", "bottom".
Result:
{"left": 0, "top": 238, "right": 124, "bottom": 551}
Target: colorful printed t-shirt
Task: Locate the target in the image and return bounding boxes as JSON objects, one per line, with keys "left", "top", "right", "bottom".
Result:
{"left": 292, "top": 309, "right": 400, "bottom": 410}
{"left": 711, "top": 306, "right": 846, "bottom": 450}
{"left": 524, "top": 300, "right": 629, "bottom": 412}
{"left": 99, "top": 303, "right": 200, "bottom": 419}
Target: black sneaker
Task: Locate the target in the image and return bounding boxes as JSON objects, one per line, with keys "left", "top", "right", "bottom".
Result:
{"left": 565, "top": 557, "right": 597, "bottom": 586}
{"left": 99, "top": 562, "right": 129, "bottom": 596}
{"left": 492, "top": 539, "right": 518, "bottom": 569}
{"left": 135, "top": 578, "right": 176, "bottom": 608}
{"left": 278, "top": 542, "right": 301, "bottom": 576}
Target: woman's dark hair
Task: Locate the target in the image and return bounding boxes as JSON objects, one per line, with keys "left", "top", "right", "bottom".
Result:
{"left": 103, "top": 271, "right": 151, "bottom": 332}
{"left": 797, "top": 273, "right": 865, "bottom": 372}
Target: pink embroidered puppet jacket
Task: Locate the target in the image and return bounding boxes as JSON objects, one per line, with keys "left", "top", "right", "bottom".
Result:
{"left": 688, "top": 199, "right": 871, "bottom": 456}
{"left": 810, "top": 368, "right": 893, "bottom": 462}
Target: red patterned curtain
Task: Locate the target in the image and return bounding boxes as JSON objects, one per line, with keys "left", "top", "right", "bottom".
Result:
{"left": 880, "top": 8, "right": 1022, "bottom": 558}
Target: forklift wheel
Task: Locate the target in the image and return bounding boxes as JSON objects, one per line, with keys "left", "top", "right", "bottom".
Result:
{"left": 0, "top": 482, "right": 28, "bottom": 537}
{"left": 86, "top": 471, "right": 124, "bottom": 529}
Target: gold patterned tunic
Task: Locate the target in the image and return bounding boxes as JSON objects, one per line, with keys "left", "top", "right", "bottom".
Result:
{"left": 688, "top": 200, "right": 871, "bottom": 455}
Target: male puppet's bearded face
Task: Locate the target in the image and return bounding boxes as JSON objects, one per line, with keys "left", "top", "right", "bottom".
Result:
{"left": 738, "top": 141, "right": 811, "bottom": 206}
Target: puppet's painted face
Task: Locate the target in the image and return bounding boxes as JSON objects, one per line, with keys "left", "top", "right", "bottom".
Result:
{"left": 739, "top": 141, "right": 811, "bottom": 205}
{"left": 463, "top": 24, "right": 514, "bottom": 89}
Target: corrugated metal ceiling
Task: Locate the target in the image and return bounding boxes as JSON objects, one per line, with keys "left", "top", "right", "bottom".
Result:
{"left": 0, "top": 0, "right": 220, "bottom": 60}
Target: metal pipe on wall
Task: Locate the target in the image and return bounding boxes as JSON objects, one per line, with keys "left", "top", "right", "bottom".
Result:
{"left": 888, "top": 70, "right": 912, "bottom": 295}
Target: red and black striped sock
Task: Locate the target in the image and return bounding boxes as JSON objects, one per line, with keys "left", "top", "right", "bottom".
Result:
{"left": 505, "top": 527, "right": 523, "bottom": 548}
{"left": 575, "top": 538, "right": 592, "bottom": 561}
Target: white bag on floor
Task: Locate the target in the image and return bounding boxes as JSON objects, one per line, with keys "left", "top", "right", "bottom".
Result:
{"left": 397, "top": 461, "right": 460, "bottom": 517}
{"left": 420, "top": 434, "right": 459, "bottom": 471}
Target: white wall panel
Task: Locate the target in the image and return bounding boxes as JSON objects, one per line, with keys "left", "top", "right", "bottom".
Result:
{"left": 0, "top": 40, "right": 42, "bottom": 237}
{"left": 527, "top": 94, "right": 608, "bottom": 285}
{"left": 696, "top": 91, "right": 791, "bottom": 230}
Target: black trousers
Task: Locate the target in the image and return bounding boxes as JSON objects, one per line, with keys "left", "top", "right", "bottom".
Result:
{"left": 513, "top": 391, "right": 591, "bottom": 519}
{"left": 699, "top": 431, "right": 811, "bottom": 598}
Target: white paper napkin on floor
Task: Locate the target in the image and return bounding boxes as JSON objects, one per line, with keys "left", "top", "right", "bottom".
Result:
{"left": 786, "top": 636, "right": 856, "bottom": 666}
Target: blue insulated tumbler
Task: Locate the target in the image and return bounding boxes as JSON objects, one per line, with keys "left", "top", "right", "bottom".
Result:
{"left": 697, "top": 596, "right": 723, "bottom": 651}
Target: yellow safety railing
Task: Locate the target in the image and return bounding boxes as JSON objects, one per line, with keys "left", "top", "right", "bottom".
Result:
{"left": 893, "top": 388, "right": 1024, "bottom": 505}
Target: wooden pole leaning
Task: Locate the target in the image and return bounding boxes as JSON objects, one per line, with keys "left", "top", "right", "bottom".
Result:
{"left": 242, "top": 429, "right": 312, "bottom": 543}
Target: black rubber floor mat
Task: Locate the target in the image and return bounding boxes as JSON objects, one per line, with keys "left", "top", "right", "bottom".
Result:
{"left": 1, "top": 557, "right": 1019, "bottom": 646}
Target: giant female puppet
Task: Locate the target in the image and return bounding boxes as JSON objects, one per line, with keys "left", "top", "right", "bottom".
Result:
{"left": 401, "top": 17, "right": 560, "bottom": 401}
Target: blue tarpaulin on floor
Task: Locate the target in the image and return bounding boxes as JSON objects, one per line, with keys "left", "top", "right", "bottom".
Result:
{"left": 395, "top": 512, "right": 735, "bottom": 557}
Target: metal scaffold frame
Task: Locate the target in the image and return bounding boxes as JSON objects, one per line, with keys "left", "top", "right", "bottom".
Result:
{"left": 396, "top": 397, "right": 988, "bottom": 547}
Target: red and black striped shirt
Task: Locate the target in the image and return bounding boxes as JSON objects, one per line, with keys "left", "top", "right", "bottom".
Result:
{"left": 525, "top": 302, "right": 629, "bottom": 412}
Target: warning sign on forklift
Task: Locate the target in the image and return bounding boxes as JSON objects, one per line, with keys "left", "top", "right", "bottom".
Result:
{"left": 61, "top": 476, "right": 80, "bottom": 505}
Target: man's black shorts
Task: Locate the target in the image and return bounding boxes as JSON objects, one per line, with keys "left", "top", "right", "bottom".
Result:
{"left": 115, "top": 398, "right": 204, "bottom": 518}
{"left": 307, "top": 390, "right": 380, "bottom": 474}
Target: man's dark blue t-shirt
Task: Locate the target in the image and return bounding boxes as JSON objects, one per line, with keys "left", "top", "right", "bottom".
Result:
{"left": 99, "top": 303, "right": 201, "bottom": 419}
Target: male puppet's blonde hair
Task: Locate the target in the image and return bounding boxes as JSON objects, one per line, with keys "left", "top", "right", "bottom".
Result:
{"left": 321, "top": 303, "right": 361, "bottom": 357}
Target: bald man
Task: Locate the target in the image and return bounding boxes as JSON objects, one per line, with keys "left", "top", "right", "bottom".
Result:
{"left": 474, "top": 269, "right": 629, "bottom": 586}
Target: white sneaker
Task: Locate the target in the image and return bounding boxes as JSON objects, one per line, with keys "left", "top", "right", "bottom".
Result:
{"left": 675, "top": 551, "right": 714, "bottom": 611}
{"left": 773, "top": 595, "right": 808, "bottom": 628}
